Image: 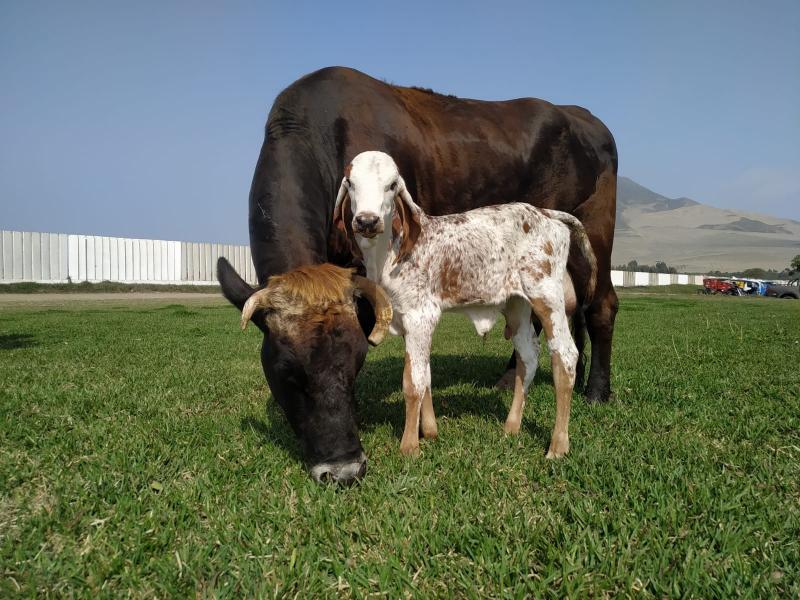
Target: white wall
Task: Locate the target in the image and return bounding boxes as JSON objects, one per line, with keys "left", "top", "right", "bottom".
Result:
{"left": 0, "top": 230, "right": 256, "bottom": 285}
{"left": 2, "top": 230, "right": 710, "bottom": 288}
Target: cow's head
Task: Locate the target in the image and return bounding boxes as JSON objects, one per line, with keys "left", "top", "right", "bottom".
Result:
{"left": 217, "top": 258, "right": 392, "bottom": 484}
{"left": 333, "top": 151, "right": 422, "bottom": 262}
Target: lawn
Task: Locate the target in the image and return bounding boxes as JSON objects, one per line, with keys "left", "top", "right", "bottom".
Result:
{"left": 1, "top": 291, "right": 798, "bottom": 597}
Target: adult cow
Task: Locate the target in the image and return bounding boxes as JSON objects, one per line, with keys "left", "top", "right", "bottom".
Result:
{"left": 219, "top": 66, "right": 618, "bottom": 482}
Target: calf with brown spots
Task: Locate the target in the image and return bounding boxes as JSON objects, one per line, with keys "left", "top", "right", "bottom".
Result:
{"left": 334, "top": 151, "right": 597, "bottom": 458}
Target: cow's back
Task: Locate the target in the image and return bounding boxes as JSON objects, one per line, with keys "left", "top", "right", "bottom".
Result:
{"left": 272, "top": 67, "right": 616, "bottom": 215}
{"left": 256, "top": 67, "right": 617, "bottom": 286}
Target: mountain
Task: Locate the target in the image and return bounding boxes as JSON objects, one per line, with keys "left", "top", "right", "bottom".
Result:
{"left": 617, "top": 177, "right": 700, "bottom": 213}
{"left": 612, "top": 176, "right": 799, "bottom": 272}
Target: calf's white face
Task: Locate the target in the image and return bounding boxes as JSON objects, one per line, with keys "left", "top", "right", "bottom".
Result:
{"left": 338, "top": 151, "right": 402, "bottom": 239}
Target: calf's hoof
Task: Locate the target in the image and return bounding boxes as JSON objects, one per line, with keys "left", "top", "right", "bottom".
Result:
{"left": 399, "top": 440, "right": 420, "bottom": 457}
{"left": 495, "top": 369, "right": 516, "bottom": 390}
{"left": 503, "top": 419, "right": 521, "bottom": 435}
{"left": 546, "top": 434, "right": 569, "bottom": 459}
{"left": 420, "top": 423, "right": 438, "bottom": 440}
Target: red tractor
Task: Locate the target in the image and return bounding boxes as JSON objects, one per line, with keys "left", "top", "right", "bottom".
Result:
{"left": 701, "top": 278, "right": 741, "bottom": 295}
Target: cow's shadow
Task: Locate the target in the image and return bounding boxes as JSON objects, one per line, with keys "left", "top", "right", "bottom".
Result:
{"left": 240, "top": 353, "right": 555, "bottom": 459}
{"left": 240, "top": 405, "right": 303, "bottom": 463}
{"left": 0, "top": 333, "right": 38, "bottom": 350}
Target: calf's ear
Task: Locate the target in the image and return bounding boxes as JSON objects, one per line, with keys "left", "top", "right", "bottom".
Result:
{"left": 393, "top": 176, "right": 422, "bottom": 264}
{"left": 332, "top": 174, "right": 363, "bottom": 261}
{"left": 217, "top": 257, "right": 268, "bottom": 334}
{"left": 332, "top": 176, "right": 350, "bottom": 233}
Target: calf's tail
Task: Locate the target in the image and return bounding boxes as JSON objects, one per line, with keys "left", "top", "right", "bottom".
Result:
{"left": 543, "top": 210, "right": 597, "bottom": 306}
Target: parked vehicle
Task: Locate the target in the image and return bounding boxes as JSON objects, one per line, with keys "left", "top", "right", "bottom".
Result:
{"left": 731, "top": 278, "right": 769, "bottom": 296}
{"left": 766, "top": 279, "right": 799, "bottom": 299}
{"left": 701, "top": 278, "right": 740, "bottom": 295}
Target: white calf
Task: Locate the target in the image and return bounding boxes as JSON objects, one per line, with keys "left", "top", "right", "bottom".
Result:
{"left": 333, "top": 151, "right": 596, "bottom": 458}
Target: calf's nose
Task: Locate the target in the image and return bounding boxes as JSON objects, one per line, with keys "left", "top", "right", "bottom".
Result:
{"left": 354, "top": 213, "right": 380, "bottom": 231}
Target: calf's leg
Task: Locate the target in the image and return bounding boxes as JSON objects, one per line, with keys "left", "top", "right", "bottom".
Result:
{"left": 530, "top": 295, "right": 578, "bottom": 459}
{"left": 400, "top": 316, "right": 436, "bottom": 456}
{"left": 419, "top": 384, "right": 437, "bottom": 440}
{"left": 496, "top": 320, "right": 542, "bottom": 390}
{"left": 503, "top": 297, "right": 539, "bottom": 434}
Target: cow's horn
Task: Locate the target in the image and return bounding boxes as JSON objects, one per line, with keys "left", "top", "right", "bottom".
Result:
{"left": 352, "top": 276, "right": 393, "bottom": 346}
{"left": 240, "top": 288, "right": 272, "bottom": 331}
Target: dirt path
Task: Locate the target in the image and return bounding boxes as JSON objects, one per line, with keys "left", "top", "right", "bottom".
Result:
{"left": 0, "top": 292, "right": 225, "bottom": 307}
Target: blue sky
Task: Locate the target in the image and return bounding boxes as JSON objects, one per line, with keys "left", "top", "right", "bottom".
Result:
{"left": 1, "top": 1, "right": 798, "bottom": 243}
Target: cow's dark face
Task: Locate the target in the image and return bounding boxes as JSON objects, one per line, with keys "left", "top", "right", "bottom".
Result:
{"left": 217, "top": 259, "right": 392, "bottom": 484}
{"left": 260, "top": 312, "right": 368, "bottom": 482}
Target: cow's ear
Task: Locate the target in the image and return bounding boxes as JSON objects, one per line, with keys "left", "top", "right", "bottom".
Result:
{"left": 217, "top": 257, "right": 268, "bottom": 334}
{"left": 393, "top": 176, "right": 422, "bottom": 264}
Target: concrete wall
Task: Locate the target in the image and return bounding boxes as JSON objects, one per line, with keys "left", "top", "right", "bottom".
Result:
{"left": 1, "top": 229, "right": 708, "bottom": 288}
{"left": 0, "top": 230, "right": 256, "bottom": 285}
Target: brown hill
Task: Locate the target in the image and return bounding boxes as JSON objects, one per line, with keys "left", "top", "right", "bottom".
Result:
{"left": 612, "top": 177, "right": 799, "bottom": 272}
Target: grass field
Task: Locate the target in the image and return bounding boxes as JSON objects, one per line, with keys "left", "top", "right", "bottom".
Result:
{"left": 1, "top": 290, "right": 798, "bottom": 597}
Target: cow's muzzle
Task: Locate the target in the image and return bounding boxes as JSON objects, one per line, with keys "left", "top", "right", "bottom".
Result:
{"left": 309, "top": 453, "right": 368, "bottom": 485}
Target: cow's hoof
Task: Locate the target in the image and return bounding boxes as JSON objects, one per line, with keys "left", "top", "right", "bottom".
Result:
{"left": 584, "top": 385, "right": 612, "bottom": 404}
{"left": 503, "top": 420, "right": 521, "bottom": 435}
{"left": 495, "top": 369, "right": 516, "bottom": 390}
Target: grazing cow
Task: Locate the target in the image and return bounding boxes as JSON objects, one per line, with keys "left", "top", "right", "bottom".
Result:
{"left": 220, "top": 261, "right": 392, "bottom": 483}
{"left": 219, "top": 66, "right": 617, "bottom": 481}
{"left": 334, "top": 151, "right": 597, "bottom": 457}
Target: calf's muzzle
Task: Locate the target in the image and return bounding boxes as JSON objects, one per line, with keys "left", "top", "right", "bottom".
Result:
{"left": 353, "top": 212, "right": 383, "bottom": 238}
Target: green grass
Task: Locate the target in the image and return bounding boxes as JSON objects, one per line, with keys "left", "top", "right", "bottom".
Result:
{"left": 0, "top": 281, "right": 220, "bottom": 294}
{"left": 1, "top": 294, "right": 798, "bottom": 597}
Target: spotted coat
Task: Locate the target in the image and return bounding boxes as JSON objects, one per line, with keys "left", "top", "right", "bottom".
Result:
{"left": 334, "top": 151, "right": 597, "bottom": 458}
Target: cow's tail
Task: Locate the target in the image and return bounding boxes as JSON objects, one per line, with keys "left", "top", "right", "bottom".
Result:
{"left": 544, "top": 209, "right": 597, "bottom": 306}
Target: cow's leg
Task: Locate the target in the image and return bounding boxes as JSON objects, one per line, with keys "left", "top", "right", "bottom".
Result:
{"left": 530, "top": 294, "right": 578, "bottom": 459}
{"left": 400, "top": 314, "right": 437, "bottom": 456}
{"left": 503, "top": 297, "right": 539, "bottom": 434}
{"left": 584, "top": 285, "right": 618, "bottom": 403}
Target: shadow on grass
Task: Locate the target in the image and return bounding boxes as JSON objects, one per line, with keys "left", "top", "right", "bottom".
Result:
{"left": 240, "top": 408, "right": 303, "bottom": 464}
{"left": 0, "top": 333, "right": 38, "bottom": 350}
{"left": 239, "top": 352, "right": 562, "bottom": 464}
{"left": 357, "top": 354, "right": 554, "bottom": 444}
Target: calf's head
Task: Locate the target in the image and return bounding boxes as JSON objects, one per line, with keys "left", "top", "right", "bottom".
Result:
{"left": 217, "top": 258, "right": 392, "bottom": 484}
{"left": 333, "top": 151, "right": 422, "bottom": 261}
